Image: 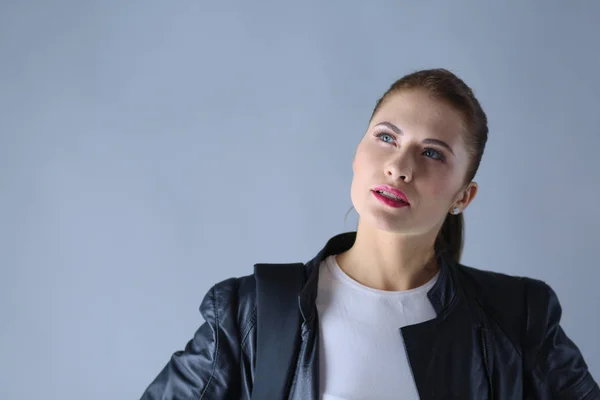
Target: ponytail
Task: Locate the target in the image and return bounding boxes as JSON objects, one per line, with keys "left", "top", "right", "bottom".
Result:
{"left": 435, "top": 213, "right": 464, "bottom": 264}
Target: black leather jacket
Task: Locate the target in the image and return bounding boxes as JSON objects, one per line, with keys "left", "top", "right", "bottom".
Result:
{"left": 141, "top": 232, "right": 599, "bottom": 399}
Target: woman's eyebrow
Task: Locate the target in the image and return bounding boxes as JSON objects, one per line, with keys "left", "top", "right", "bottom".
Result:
{"left": 375, "top": 121, "right": 455, "bottom": 156}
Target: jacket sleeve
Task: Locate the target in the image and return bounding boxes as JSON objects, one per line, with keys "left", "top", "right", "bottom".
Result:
{"left": 523, "top": 279, "right": 600, "bottom": 399}
{"left": 140, "top": 279, "right": 242, "bottom": 400}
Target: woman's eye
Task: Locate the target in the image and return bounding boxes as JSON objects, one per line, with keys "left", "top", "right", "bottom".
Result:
{"left": 423, "top": 148, "right": 445, "bottom": 161}
{"left": 376, "top": 133, "right": 395, "bottom": 143}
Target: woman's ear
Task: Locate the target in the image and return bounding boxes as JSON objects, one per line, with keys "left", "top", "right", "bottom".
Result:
{"left": 453, "top": 181, "right": 478, "bottom": 211}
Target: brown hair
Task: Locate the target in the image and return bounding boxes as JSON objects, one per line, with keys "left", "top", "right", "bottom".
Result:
{"left": 370, "top": 69, "right": 489, "bottom": 263}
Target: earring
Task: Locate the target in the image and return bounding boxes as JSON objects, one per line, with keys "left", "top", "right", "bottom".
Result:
{"left": 451, "top": 207, "right": 461, "bottom": 215}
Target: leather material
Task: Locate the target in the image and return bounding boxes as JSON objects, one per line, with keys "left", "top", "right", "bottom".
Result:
{"left": 252, "top": 263, "right": 305, "bottom": 400}
{"left": 141, "top": 232, "right": 600, "bottom": 400}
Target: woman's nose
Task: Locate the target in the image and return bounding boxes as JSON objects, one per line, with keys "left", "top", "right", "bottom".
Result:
{"left": 385, "top": 154, "right": 414, "bottom": 183}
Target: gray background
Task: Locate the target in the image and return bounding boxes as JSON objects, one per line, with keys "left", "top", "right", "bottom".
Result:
{"left": 1, "top": 1, "right": 599, "bottom": 398}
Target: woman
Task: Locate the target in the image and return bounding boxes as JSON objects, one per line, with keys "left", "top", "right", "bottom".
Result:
{"left": 141, "top": 69, "right": 599, "bottom": 399}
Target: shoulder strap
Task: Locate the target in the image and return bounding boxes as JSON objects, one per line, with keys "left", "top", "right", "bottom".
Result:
{"left": 251, "top": 262, "right": 306, "bottom": 400}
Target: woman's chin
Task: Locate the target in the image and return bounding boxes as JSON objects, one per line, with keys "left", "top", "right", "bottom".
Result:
{"left": 361, "top": 211, "right": 415, "bottom": 234}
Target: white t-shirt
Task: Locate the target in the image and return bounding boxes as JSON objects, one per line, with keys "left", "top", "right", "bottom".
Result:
{"left": 316, "top": 255, "right": 438, "bottom": 400}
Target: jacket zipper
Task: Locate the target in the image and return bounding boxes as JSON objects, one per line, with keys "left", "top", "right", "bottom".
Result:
{"left": 479, "top": 327, "right": 494, "bottom": 400}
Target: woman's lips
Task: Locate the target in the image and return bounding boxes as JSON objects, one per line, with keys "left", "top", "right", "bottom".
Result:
{"left": 372, "top": 190, "right": 410, "bottom": 208}
{"left": 371, "top": 184, "right": 410, "bottom": 205}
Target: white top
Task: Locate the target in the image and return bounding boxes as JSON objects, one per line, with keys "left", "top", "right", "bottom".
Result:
{"left": 316, "top": 255, "right": 439, "bottom": 400}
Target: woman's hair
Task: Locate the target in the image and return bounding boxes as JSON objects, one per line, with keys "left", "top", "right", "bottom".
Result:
{"left": 370, "top": 69, "right": 489, "bottom": 263}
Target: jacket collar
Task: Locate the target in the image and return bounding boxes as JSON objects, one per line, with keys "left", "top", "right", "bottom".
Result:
{"left": 297, "top": 231, "right": 458, "bottom": 322}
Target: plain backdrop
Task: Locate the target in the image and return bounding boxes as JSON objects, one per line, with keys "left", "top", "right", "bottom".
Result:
{"left": 1, "top": 1, "right": 599, "bottom": 398}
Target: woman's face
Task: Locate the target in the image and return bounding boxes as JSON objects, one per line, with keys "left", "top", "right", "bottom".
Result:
{"left": 351, "top": 89, "right": 478, "bottom": 236}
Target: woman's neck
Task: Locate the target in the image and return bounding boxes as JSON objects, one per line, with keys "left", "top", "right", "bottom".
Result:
{"left": 335, "top": 222, "right": 440, "bottom": 291}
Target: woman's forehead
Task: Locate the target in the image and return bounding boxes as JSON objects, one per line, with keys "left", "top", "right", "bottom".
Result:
{"left": 371, "top": 90, "right": 467, "bottom": 142}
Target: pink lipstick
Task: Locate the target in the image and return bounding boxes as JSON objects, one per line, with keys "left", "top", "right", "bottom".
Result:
{"left": 371, "top": 185, "right": 410, "bottom": 208}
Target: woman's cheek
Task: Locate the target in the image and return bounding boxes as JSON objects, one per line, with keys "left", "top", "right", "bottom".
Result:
{"left": 429, "top": 173, "right": 456, "bottom": 197}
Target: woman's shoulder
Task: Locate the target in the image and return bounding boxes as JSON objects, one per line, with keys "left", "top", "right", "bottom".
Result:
{"left": 198, "top": 273, "right": 258, "bottom": 334}
{"left": 210, "top": 273, "right": 257, "bottom": 299}
{"left": 456, "top": 264, "right": 561, "bottom": 327}
{"left": 457, "top": 263, "right": 554, "bottom": 299}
